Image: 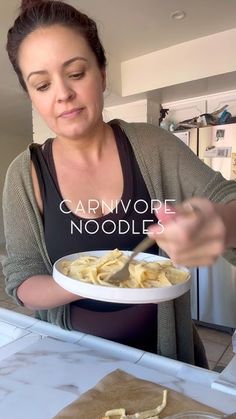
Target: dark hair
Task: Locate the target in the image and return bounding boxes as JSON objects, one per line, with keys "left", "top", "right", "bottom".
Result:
{"left": 6, "top": 0, "right": 107, "bottom": 91}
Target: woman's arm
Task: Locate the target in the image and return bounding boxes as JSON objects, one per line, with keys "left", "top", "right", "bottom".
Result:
{"left": 216, "top": 199, "right": 236, "bottom": 248}
{"left": 2, "top": 152, "right": 53, "bottom": 304}
{"left": 17, "top": 275, "right": 81, "bottom": 310}
{"left": 149, "top": 197, "right": 236, "bottom": 267}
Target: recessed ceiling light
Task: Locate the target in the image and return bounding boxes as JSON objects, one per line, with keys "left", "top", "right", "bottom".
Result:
{"left": 170, "top": 10, "right": 186, "bottom": 20}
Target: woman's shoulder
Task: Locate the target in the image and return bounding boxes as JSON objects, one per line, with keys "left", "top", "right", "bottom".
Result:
{"left": 6, "top": 140, "right": 46, "bottom": 177}
{"left": 111, "top": 119, "right": 190, "bottom": 152}
{"left": 4, "top": 144, "right": 41, "bottom": 195}
{"left": 3, "top": 147, "right": 33, "bottom": 207}
{"left": 110, "top": 119, "right": 164, "bottom": 137}
{"left": 5, "top": 147, "right": 31, "bottom": 179}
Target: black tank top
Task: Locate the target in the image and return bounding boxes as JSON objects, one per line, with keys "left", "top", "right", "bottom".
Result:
{"left": 30, "top": 123, "right": 158, "bottom": 352}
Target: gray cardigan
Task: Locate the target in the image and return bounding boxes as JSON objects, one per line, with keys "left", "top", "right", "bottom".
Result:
{"left": 2, "top": 120, "right": 236, "bottom": 365}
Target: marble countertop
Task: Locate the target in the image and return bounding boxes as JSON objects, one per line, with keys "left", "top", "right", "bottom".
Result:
{"left": 0, "top": 308, "right": 235, "bottom": 419}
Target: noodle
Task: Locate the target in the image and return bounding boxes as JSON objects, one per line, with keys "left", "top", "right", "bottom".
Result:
{"left": 60, "top": 249, "right": 189, "bottom": 288}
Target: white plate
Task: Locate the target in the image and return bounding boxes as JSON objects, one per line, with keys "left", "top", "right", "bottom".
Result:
{"left": 53, "top": 250, "right": 191, "bottom": 304}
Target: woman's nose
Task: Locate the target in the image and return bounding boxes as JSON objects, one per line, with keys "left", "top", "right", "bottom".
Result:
{"left": 56, "top": 80, "right": 75, "bottom": 103}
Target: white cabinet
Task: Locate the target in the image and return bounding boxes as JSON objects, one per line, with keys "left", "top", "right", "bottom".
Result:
{"left": 162, "top": 90, "right": 236, "bottom": 127}
{"left": 207, "top": 91, "right": 236, "bottom": 116}
{"left": 162, "top": 99, "right": 206, "bottom": 125}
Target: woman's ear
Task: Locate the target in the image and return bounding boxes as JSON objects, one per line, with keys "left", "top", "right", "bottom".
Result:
{"left": 101, "top": 68, "right": 106, "bottom": 92}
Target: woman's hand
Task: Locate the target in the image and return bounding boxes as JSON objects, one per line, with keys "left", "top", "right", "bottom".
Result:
{"left": 148, "top": 198, "right": 227, "bottom": 267}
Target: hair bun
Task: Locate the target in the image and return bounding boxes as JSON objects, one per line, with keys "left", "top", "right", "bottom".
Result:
{"left": 21, "top": 0, "right": 46, "bottom": 13}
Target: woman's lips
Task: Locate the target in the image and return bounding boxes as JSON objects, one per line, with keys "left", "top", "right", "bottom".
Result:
{"left": 59, "top": 107, "right": 84, "bottom": 118}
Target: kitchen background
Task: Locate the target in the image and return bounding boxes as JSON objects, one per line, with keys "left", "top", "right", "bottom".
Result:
{"left": 0, "top": 0, "right": 236, "bottom": 369}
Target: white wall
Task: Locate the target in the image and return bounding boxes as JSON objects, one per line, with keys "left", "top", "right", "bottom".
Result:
{"left": 121, "top": 28, "right": 236, "bottom": 97}
{"left": 103, "top": 99, "right": 147, "bottom": 122}
{"left": 159, "top": 72, "right": 236, "bottom": 105}
{"left": 33, "top": 107, "right": 55, "bottom": 144}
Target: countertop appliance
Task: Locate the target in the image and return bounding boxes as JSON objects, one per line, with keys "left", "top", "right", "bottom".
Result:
{"left": 174, "top": 124, "right": 236, "bottom": 330}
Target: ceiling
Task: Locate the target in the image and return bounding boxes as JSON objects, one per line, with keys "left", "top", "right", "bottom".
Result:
{"left": 1, "top": 0, "right": 236, "bottom": 138}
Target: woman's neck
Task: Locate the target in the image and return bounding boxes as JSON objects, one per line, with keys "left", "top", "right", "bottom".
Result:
{"left": 53, "top": 122, "right": 114, "bottom": 166}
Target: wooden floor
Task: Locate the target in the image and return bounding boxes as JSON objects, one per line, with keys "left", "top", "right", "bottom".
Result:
{"left": 195, "top": 324, "right": 234, "bottom": 371}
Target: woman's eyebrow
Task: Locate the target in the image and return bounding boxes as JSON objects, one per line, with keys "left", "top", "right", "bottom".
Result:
{"left": 27, "top": 56, "right": 88, "bottom": 81}
{"left": 62, "top": 56, "right": 87, "bottom": 68}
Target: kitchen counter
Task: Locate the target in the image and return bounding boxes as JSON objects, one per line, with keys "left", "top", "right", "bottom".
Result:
{"left": 0, "top": 307, "right": 235, "bottom": 419}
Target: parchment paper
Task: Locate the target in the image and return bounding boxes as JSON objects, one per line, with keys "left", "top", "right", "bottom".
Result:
{"left": 54, "top": 369, "right": 222, "bottom": 419}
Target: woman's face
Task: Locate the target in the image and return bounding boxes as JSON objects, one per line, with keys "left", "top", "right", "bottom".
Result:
{"left": 19, "top": 25, "right": 106, "bottom": 140}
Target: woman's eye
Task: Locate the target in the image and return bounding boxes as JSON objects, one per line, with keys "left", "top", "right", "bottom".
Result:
{"left": 36, "top": 83, "right": 50, "bottom": 92}
{"left": 69, "top": 72, "right": 85, "bottom": 79}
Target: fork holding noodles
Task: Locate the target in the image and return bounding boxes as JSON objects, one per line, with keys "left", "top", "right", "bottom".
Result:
{"left": 60, "top": 249, "right": 189, "bottom": 288}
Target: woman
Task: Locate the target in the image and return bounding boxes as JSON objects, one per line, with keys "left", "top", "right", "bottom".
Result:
{"left": 3, "top": 0, "right": 236, "bottom": 366}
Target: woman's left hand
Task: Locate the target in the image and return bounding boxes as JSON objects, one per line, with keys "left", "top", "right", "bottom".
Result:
{"left": 148, "top": 198, "right": 227, "bottom": 267}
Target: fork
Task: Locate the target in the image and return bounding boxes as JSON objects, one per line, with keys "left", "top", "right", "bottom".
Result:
{"left": 106, "top": 236, "right": 155, "bottom": 285}
{"left": 106, "top": 204, "right": 200, "bottom": 285}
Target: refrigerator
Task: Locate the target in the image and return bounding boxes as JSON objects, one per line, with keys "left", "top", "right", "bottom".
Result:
{"left": 174, "top": 124, "right": 236, "bottom": 331}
